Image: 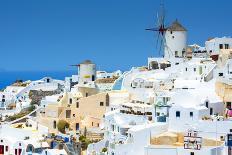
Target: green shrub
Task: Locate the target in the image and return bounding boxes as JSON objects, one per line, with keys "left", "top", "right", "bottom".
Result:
{"left": 28, "top": 105, "right": 35, "bottom": 112}
{"left": 57, "top": 120, "right": 69, "bottom": 134}
{"left": 7, "top": 112, "right": 28, "bottom": 121}
{"left": 102, "top": 147, "right": 107, "bottom": 152}
{"left": 79, "top": 135, "right": 92, "bottom": 150}
{"left": 79, "top": 135, "right": 86, "bottom": 142}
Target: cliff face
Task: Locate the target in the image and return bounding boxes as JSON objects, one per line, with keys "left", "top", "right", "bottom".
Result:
{"left": 29, "top": 89, "right": 61, "bottom": 105}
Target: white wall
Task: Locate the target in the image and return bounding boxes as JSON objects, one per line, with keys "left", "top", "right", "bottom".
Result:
{"left": 27, "top": 119, "right": 49, "bottom": 135}
{"left": 79, "top": 63, "right": 96, "bottom": 83}
{"left": 205, "top": 37, "right": 232, "bottom": 55}
{"left": 165, "top": 30, "right": 187, "bottom": 59}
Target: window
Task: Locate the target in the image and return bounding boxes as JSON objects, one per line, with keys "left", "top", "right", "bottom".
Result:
{"left": 100, "top": 102, "right": 104, "bottom": 106}
{"left": 19, "top": 148, "right": 22, "bottom": 155}
{"left": 190, "top": 112, "right": 193, "bottom": 117}
{"left": 97, "top": 123, "right": 99, "bottom": 127}
{"left": 210, "top": 108, "right": 213, "bottom": 115}
{"left": 185, "top": 68, "right": 188, "bottom": 71}
{"left": 86, "top": 93, "right": 88, "bottom": 97}
{"left": 182, "top": 51, "right": 185, "bottom": 57}
{"left": 5, "top": 146, "right": 8, "bottom": 152}
{"left": 76, "top": 102, "right": 79, "bottom": 108}
{"left": 26, "top": 144, "right": 34, "bottom": 153}
{"left": 106, "top": 94, "right": 109, "bottom": 106}
{"left": 69, "top": 98, "right": 72, "bottom": 104}
{"left": 176, "top": 111, "right": 180, "bottom": 118}
{"left": 227, "top": 102, "right": 232, "bottom": 109}
{"left": 225, "top": 44, "right": 229, "bottom": 49}
{"left": 66, "top": 110, "right": 71, "bottom": 118}
{"left": 219, "top": 44, "right": 223, "bottom": 49}
{"left": 92, "top": 122, "right": 94, "bottom": 126}
{"left": 76, "top": 123, "right": 79, "bottom": 130}
{"left": 229, "top": 135, "right": 232, "bottom": 140}
{"left": 53, "top": 121, "right": 56, "bottom": 129}
{"left": 194, "top": 68, "right": 196, "bottom": 72}
{"left": 92, "top": 75, "right": 95, "bottom": 81}
{"left": 190, "top": 152, "right": 194, "bottom": 155}
{"left": 205, "top": 101, "right": 209, "bottom": 108}
{"left": 219, "top": 73, "right": 223, "bottom": 77}
{"left": 175, "top": 51, "right": 178, "bottom": 57}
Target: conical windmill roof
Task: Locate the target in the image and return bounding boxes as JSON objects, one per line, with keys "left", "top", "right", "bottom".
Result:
{"left": 167, "top": 19, "right": 187, "bottom": 31}
{"left": 80, "top": 60, "right": 94, "bottom": 64}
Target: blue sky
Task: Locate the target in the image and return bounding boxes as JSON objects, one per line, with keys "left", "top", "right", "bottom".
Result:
{"left": 0, "top": 0, "right": 231, "bottom": 71}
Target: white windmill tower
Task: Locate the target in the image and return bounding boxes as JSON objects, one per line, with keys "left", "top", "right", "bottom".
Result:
{"left": 164, "top": 19, "right": 187, "bottom": 59}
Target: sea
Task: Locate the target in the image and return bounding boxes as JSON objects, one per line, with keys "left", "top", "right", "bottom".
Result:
{"left": 0, "top": 70, "right": 76, "bottom": 89}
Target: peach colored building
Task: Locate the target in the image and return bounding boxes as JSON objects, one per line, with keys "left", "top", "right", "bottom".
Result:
{"left": 36, "top": 89, "right": 129, "bottom": 134}
{"left": 215, "top": 81, "right": 232, "bottom": 108}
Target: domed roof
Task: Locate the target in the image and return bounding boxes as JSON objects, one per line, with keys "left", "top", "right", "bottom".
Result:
{"left": 80, "top": 60, "right": 94, "bottom": 64}
{"left": 167, "top": 19, "right": 187, "bottom": 31}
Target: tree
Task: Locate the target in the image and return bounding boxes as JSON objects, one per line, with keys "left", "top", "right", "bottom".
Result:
{"left": 57, "top": 120, "right": 70, "bottom": 134}
{"left": 84, "top": 126, "right": 87, "bottom": 137}
{"left": 102, "top": 147, "right": 107, "bottom": 153}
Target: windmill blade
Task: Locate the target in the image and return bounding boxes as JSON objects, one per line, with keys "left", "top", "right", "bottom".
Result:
{"left": 159, "top": 36, "right": 164, "bottom": 56}
{"left": 160, "top": 0, "right": 165, "bottom": 23}
{"left": 163, "top": 36, "right": 173, "bottom": 58}
{"left": 70, "top": 64, "right": 79, "bottom": 67}
{"left": 161, "top": 5, "right": 165, "bottom": 26}
{"left": 145, "top": 27, "right": 159, "bottom": 31}
{"left": 156, "top": 31, "right": 161, "bottom": 49}
{"left": 146, "top": 0, "right": 167, "bottom": 57}
{"left": 157, "top": 12, "right": 161, "bottom": 28}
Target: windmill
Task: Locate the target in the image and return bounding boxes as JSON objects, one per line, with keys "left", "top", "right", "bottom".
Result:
{"left": 146, "top": 1, "right": 168, "bottom": 57}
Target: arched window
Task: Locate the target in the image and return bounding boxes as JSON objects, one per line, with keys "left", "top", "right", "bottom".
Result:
{"left": 26, "top": 144, "right": 34, "bottom": 152}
